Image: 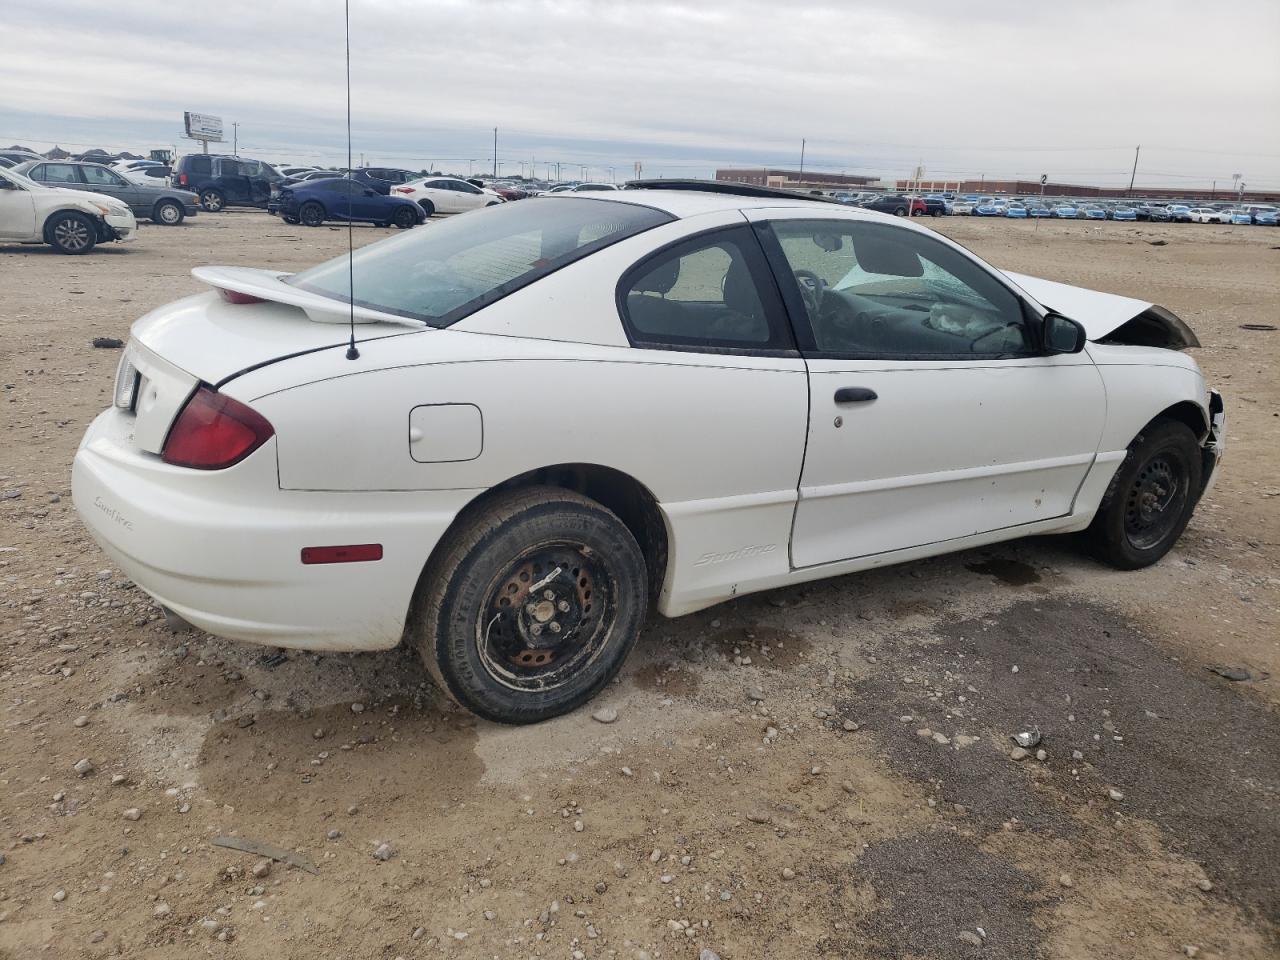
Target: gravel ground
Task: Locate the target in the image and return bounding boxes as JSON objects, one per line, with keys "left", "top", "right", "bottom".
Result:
{"left": 1, "top": 211, "right": 1277, "bottom": 959}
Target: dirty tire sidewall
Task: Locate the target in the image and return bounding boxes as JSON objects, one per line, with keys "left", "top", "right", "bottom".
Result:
{"left": 413, "top": 488, "right": 647, "bottom": 724}
{"left": 1087, "top": 419, "right": 1203, "bottom": 570}
{"left": 48, "top": 212, "right": 96, "bottom": 254}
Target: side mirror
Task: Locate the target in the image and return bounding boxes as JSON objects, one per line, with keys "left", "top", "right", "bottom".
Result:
{"left": 1043, "top": 312, "right": 1087, "bottom": 354}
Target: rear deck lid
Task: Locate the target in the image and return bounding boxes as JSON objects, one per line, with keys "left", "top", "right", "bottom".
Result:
{"left": 130, "top": 266, "right": 426, "bottom": 387}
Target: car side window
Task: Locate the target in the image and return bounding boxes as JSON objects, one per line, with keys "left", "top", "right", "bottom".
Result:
{"left": 82, "top": 165, "right": 125, "bottom": 186}
{"left": 767, "top": 219, "right": 1034, "bottom": 358}
{"left": 41, "top": 163, "right": 83, "bottom": 184}
{"left": 186, "top": 156, "right": 212, "bottom": 176}
{"left": 618, "top": 226, "right": 791, "bottom": 352}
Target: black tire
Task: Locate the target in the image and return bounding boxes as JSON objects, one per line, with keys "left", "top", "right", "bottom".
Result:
{"left": 411, "top": 487, "right": 647, "bottom": 724}
{"left": 418, "top": 198, "right": 435, "bottom": 218}
{"left": 930, "top": 208, "right": 943, "bottom": 217}
{"left": 893, "top": 206, "right": 908, "bottom": 216}
{"left": 485, "top": 200, "right": 501, "bottom": 206}
{"left": 281, "top": 215, "right": 299, "bottom": 225}
{"left": 1086, "top": 419, "right": 1203, "bottom": 570}
{"left": 46, "top": 211, "right": 97, "bottom": 254}
{"left": 392, "top": 206, "right": 417, "bottom": 229}
{"left": 152, "top": 200, "right": 184, "bottom": 225}
{"left": 299, "top": 202, "right": 326, "bottom": 227}
{"left": 199, "top": 189, "right": 225, "bottom": 212}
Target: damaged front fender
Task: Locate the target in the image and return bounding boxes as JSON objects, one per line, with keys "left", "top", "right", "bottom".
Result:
{"left": 1003, "top": 271, "right": 1200, "bottom": 349}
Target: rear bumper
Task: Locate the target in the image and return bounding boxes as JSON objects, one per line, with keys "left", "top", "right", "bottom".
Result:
{"left": 72, "top": 408, "right": 477, "bottom": 651}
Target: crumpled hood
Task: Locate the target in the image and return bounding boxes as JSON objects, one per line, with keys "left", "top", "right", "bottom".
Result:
{"left": 1003, "top": 271, "right": 1200, "bottom": 348}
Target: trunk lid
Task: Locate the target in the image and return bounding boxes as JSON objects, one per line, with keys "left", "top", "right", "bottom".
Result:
{"left": 130, "top": 266, "right": 426, "bottom": 387}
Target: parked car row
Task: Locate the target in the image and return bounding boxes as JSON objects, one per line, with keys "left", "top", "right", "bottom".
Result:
{"left": 0, "top": 165, "right": 137, "bottom": 253}
{"left": 885, "top": 192, "right": 1278, "bottom": 224}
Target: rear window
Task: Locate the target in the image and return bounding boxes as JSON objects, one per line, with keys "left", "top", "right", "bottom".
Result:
{"left": 288, "top": 198, "right": 672, "bottom": 327}
{"left": 184, "top": 156, "right": 212, "bottom": 176}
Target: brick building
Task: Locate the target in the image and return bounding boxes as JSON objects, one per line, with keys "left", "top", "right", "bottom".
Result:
{"left": 717, "top": 168, "right": 883, "bottom": 191}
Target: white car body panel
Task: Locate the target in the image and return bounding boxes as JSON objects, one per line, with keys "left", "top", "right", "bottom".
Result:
{"left": 72, "top": 190, "right": 1223, "bottom": 649}
{"left": 0, "top": 166, "right": 137, "bottom": 243}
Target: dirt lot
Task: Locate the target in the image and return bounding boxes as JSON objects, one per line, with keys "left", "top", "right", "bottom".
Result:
{"left": 1, "top": 210, "right": 1277, "bottom": 960}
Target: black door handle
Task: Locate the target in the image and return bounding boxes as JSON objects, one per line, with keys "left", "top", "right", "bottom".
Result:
{"left": 834, "top": 386, "right": 878, "bottom": 404}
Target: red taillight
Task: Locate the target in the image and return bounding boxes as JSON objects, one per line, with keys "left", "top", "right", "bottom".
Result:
{"left": 300, "top": 544, "right": 383, "bottom": 565}
{"left": 162, "top": 386, "right": 274, "bottom": 470}
{"left": 217, "top": 288, "right": 264, "bottom": 305}
{"left": 393, "top": 186, "right": 414, "bottom": 194}
{"left": 178, "top": 173, "right": 188, "bottom": 185}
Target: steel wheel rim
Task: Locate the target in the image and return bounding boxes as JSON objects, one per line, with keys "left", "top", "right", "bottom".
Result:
{"left": 54, "top": 217, "right": 90, "bottom": 250}
{"left": 1123, "top": 454, "right": 1186, "bottom": 550}
{"left": 474, "top": 541, "right": 615, "bottom": 692}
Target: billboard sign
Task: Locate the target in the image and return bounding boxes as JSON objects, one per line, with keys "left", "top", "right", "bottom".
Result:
{"left": 183, "top": 112, "right": 223, "bottom": 142}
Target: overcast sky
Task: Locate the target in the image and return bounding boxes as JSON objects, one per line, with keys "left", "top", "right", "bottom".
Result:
{"left": 3, "top": 0, "right": 1278, "bottom": 187}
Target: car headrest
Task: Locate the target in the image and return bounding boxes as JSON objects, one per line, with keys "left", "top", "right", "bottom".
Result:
{"left": 722, "top": 255, "right": 761, "bottom": 317}
{"left": 632, "top": 257, "right": 680, "bottom": 296}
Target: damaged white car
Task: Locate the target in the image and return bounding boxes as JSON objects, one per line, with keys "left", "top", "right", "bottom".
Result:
{"left": 72, "top": 184, "right": 1224, "bottom": 723}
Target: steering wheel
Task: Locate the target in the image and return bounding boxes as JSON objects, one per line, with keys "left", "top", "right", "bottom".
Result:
{"left": 793, "top": 270, "right": 826, "bottom": 316}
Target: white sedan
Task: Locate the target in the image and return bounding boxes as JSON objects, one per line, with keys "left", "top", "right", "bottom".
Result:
{"left": 392, "top": 176, "right": 505, "bottom": 216}
{"left": 0, "top": 165, "right": 137, "bottom": 253}
{"left": 72, "top": 186, "right": 1224, "bottom": 724}
{"left": 1187, "top": 207, "right": 1227, "bottom": 224}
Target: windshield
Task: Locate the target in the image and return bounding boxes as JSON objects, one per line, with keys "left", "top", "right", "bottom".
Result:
{"left": 288, "top": 197, "right": 671, "bottom": 327}
{"left": 0, "top": 166, "right": 38, "bottom": 189}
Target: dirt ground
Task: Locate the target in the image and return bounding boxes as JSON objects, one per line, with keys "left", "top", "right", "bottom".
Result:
{"left": 1, "top": 210, "right": 1277, "bottom": 960}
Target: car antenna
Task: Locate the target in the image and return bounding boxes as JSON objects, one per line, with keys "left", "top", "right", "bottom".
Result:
{"left": 343, "top": 0, "right": 359, "bottom": 361}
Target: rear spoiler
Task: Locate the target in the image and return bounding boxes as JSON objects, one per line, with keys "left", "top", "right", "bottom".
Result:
{"left": 192, "top": 266, "right": 421, "bottom": 327}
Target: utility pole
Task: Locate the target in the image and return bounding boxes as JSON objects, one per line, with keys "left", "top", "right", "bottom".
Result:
{"left": 1211, "top": 179, "right": 1216, "bottom": 199}
{"left": 493, "top": 128, "right": 498, "bottom": 178}
{"left": 799, "top": 139, "right": 806, "bottom": 177}
{"left": 1127, "top": 144, "right": 1140, "bottom": 194}
{"left": 231, "top": 122, "right": 239, "bottom": 155}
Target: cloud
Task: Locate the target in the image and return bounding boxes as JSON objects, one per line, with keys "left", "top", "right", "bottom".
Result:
{"left": 1, "top": 0, "right": 1277, "bottom": 186}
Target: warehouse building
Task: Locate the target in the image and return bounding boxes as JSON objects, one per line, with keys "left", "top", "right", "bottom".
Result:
{"left": 716, "top": 168, "right": 884, "bottom": 191}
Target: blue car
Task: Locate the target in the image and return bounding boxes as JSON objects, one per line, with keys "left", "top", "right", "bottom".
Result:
{"left": 1006, "top": 204, "right": 1028, "bottom": 218}
{"left": 1052, "top": 203, "right": 1078, "bottom": 219}
{"left": 1028, "top": 204, "right": 1052, "bottom": 218}
{"left": 1081, "top": 205, "right": 1107, "bottom": 220}
{"left": 276, "top": 177, "right": 425, "bottom": 228}
{"left": 1229, "top": 209, "right": 1254, "bottom": 225}
{"left": 974, "top": 201, "right": 1002, "bottom": 216}
{"left": 1113, "top": 206, "right": 1138, "bottom": 221}
{"left": 1254, "top": 210, "right": 1278, "bottom": 226}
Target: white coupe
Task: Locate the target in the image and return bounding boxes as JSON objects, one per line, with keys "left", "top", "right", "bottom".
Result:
{"left": 0, "top": 165, "right": 137, "bottom": 254}
{"left": 391, "top": 176, "right": 505, "bottom": 217}
{"left": 72, "top": 186, "right": 1224, "bottom": 723}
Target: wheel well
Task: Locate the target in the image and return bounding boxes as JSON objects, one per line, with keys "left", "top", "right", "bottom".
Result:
{"left": 441, "top": 464, "right": 669, "bottom": 605}
{"left": 41, "top": 208, "right": 99, "bottom": 243}
{"left": 1149, "top": 401, "right": 1209, "bottom": 443}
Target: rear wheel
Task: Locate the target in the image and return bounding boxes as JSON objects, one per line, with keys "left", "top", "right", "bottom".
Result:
{"left": 411, "top": 487, "right": 647, "bottom": 724}
{"left": 1086, "top": 419, "right": 1203, "bottom": 569}
{"left": 199, "top": 189, "right": 225, "bottom": 212}
{"left": 153, "top": 200, "right": 184, "bottom": 225}
{"left": 392, "top": 206, "right": 417, "bottom": 229}
{"left": 893, "top": 206, "right": 907, "bottom": 216}
{"left": 418, "top": 199, "right": 435, "bottom": 218}
{"left": 299, "top": 202, "right": 326, "bottom": 227}
{"left": 47, "top": 212, "right": 97, "bottom": 254}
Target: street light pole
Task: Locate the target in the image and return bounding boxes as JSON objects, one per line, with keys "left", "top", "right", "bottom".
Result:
{"left": 232, "top": 122, "right": 239, "bottom": 156}
{"left": 493, "top": 128, "right": 498, "bottom": 178}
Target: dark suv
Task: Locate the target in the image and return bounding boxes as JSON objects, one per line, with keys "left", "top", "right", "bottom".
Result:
{"left": 349, "top": 167, "right": 421, "bottom": 195}
{"left": 171, "top": 154, "right": 282, "bottom": 211}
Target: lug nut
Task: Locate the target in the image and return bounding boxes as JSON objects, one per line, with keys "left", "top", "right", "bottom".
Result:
{"left": 557, "top": 601, "right": 571, "bottom": 613}
{"left": 549, "top": 622, "right": 562, "bottom": 634}
{"left": 543, "top": 590, "right": 555, "bottom": 601}
{"left": 525, "top": 603, "right": 538, "bottom": 616}
{"left": 530, "top": 624, "right": 542, "bottom": 636}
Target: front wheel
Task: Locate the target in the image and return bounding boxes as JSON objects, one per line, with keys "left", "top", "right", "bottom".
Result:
{"left": 418, "top": 199, "right": 435, "bottom": 218}
{"left": 1086, "top": 419, "right": 1203, "bottom": 569}
{"left": 299, "top": 202, "right": 326, "bottom": 227}
{"left": 893, "top": 207, "right": 907, "bottom": 216}
{"left": 392, "top": 206, "right": 417, "bottom": 229}
{"left": 411, "top": 487, "right": 647, "bottom": 724}
{"left": 47, "top": 211, "right": 97, "bottom": 254}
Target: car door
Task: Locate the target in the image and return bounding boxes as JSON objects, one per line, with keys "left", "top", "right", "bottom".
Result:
{"left": 217, "top": 159, "right": 251, "bottom": 204}
{"left": 422, "top": 179, "right": 457, "bottom": 213}
{"left": 0, "top": 172, "right": 37, "bottom": 238}
{"left": 34, "top": 162, "right": 88, "bottom": 192}
{"left": 749, "top": 210, "right": 1106, "bottom": 568}
{"left": 80, "top": 164, "right": 141, "bottom": 213}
